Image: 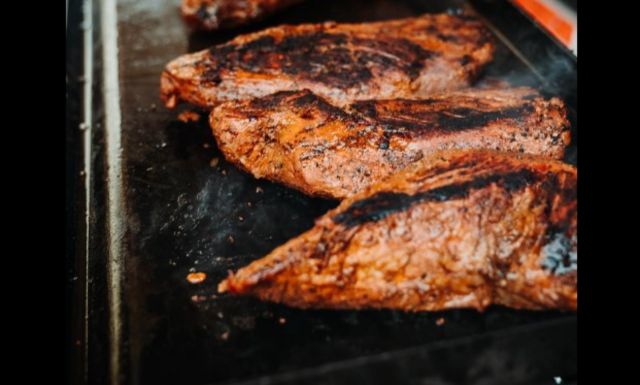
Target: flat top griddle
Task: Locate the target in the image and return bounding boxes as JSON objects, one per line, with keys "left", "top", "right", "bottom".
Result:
{"left": 66, "top": 1, "right": 577, "bottom": 384}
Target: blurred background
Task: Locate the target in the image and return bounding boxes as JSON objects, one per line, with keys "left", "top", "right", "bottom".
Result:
{"left": 514, "top": 0, "right": 577, "bottom": 54}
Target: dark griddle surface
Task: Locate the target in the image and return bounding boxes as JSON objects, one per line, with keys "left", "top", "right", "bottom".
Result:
{"left": 84, "top": 0, "right": 577, "bottom": 384}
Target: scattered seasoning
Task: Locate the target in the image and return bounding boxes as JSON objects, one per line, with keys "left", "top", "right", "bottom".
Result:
{"left": 177, "top": 110, "right": 200, "bottom": 123}
{"left": 247, "top": 202, "right": 253, "bottom": 208}
{"left": 553, "top": 377, "right": 562, "bottom": 384}
{"left": 186, "top": 272, "right": 207, "bottom": 284}
{"left": 203, "top": 143, "right": 211, "bottom": 149}
{"left": 227, "top": 235, "right": 235, "bottom": 244}
{"left": 209, "top": 157, "right": 220, "bottom": 168}
{"left": 191, "top": 295, "right": 208, "bottom": 302}
{"left": 256, "top": 187, "right": 264, "bottom": 194}
{"left": 217, "top": 312, "right": 224, "bottom": 319}
{"left": 149, "top": 103, "right": 157, "bottom": 111}
{"left": 221, "top": 169, "right": 227, "bottom": 176}
{"left": 220, "top": 331, "right": 230, "bottom": 340}
{"left": 278, "top": 317, "right": 287, "bottom": 325}
{"left": 436, "top": 317, "right": 445, "bottom": 326}
{"left": 238, "top": 215, "right": 244, "bottom": 222}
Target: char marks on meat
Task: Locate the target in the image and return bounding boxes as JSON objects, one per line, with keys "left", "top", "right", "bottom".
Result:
{"left": 161, "top": 14, "right": 495, "bottom": 108}
{"left": 210, "top": 87, "right": 570, "bottom": 199}
{"left": 182, "top": 0, "right": 304, "bottom": 31}
{"left": 219, "top": 150, "right": 577, "bottom": 312}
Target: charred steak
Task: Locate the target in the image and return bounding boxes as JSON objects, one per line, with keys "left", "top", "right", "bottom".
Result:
{"left": 210, "top": 87, "right": 570, "bottom": 199}
{"left": 181, "top": 0, "right": 303, "bottom": 31}
{"left": 219, "top": 149, "right": 577, "bottom": 312}
{"left": 161, "top": 14, "right": 494, "bottom": 108}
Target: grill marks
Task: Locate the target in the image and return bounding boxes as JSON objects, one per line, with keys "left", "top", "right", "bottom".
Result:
{"left": 247, "top": 90, "right": 352, "bottom": 120}
{"left": 333, "top": 169, "right": 539, "bottom": 228}
{"left": 161, "top": 14, "right": 496, "bottom": 108}
{"left": 350, "top": 37, "right": 435, "bottom": 80}
{"left": 218, "top": 150, "right": 578, "bottom": 311}
{"left": 439, "top": 105, "right": 531, "bottom": 133}
{"left": 210, "top": 87, "right": 570, "bottom": 198}
{"left": 351, "top": 98, "right": 535, "bottom": 137}
{"left": 205, "top": 32, "right": 436, "bottom": 89}
{"left": 435, "top": 106, "right": 533, "bottom": 131}
{"left": 290, "top": 91, "right": 351, "bottom": 120}
{"left": 332, "top": 162, "right": 578, "bottom": 279}
{"left": 255, "top": 89, "right": 543, "bottom": 138}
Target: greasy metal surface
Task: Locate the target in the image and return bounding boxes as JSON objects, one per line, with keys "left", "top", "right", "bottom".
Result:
{"left": 87, "top": 0, "right": 578, "bottom": 384}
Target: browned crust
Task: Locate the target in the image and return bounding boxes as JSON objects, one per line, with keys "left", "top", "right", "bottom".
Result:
{"left": 181, "top": 0, "right": 303, "bottom": 31}
{"left": 219, "top": 149, "right": 577, "bottom": 312}
{"left": 210, "top": 87, "right": 570, "bottom": 199}
{"left": 161, "top": 13, "right": 495, "bottom": 108}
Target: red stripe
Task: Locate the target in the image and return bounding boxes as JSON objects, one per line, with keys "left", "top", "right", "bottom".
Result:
{"left": 513, "top": 0, "right": 574, "bottom": 46}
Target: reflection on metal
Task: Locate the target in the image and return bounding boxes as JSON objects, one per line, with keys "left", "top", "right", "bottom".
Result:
{"left": 100, "top": 0, "right": 126, "bottom": 384}
{"left": 81, "top": 0, "right": 93, "bottom": 383}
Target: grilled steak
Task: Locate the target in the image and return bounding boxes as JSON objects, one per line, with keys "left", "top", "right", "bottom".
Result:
{"left": 219, "top": 149, "right": 577, "bottom": 312}
{"left": 182, "top": 0, "right": 303, "bottom": 31}
{"left": 210, "top": 87, "right": 570, "bottom": 199}
{"left": 161, "top": 14, "right": 494, "bottom": 108}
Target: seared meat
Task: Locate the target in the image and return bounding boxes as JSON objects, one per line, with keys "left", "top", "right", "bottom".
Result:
{"left": 181, "top": 0, "right": 303, "bottom": 31}
{"left": 161, "top": 14, "right": 494, "bottom": 108}
{"left": 210, "top": 87, "right": 570, "bottom": 199}
{"left": 219, "top": 149, "right": 577, "bottom": 312}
